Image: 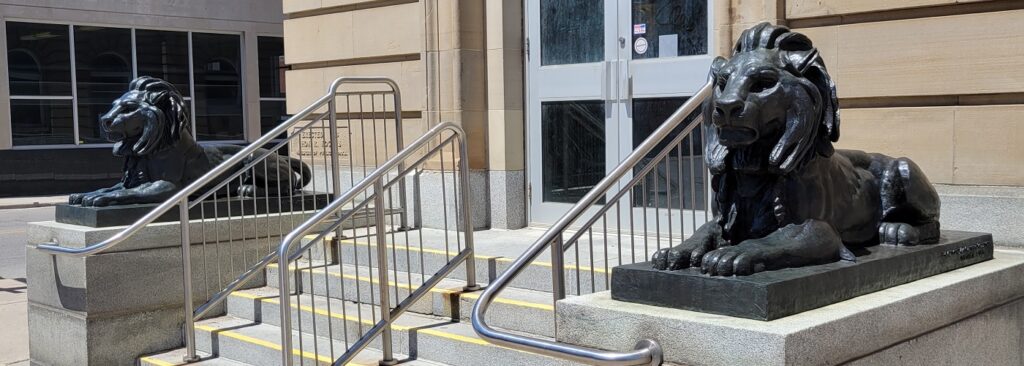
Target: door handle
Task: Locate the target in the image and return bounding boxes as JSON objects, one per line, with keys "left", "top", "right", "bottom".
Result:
{"left": 601, "top": 60, "right": 613, "bottom": 102}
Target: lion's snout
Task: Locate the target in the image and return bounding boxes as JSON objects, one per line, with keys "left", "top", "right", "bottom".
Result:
{"left": 98, "top": 113, "right": 124, "bottom": 141}
{"left": 712, "top": 97, "right": 760, "bottom": 147}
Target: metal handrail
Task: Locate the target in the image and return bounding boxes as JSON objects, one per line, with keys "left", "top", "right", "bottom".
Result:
{"left": 275, "top": 122, "right": 478, "bottom": 366}
{"left": 34, "top": 76, "right": 402, "bottom": 257}
{"left": 471, "top": 81, "right": 714, "bottom": 366}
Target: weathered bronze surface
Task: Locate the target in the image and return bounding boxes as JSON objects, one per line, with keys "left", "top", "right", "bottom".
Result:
{"left": 651, "top": 23, "right": 944, "bottom": 276}
{"left": 68, "top": 76, "right": 311, "bottom": 207}
{"left": 620, "top": 231, "right": 992, "bottom": 320}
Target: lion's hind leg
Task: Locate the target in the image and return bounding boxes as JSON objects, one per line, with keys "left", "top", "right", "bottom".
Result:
{"left": 236, "top": 153, "right": 298, "bottom": 198}
{"left": 878, "top": 158, "right": 941, "bottom": 245}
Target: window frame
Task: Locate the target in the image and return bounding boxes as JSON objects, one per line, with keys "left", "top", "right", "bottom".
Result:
{"left": 5, "top": 19, "right": 253, "bottom": 148}
{"left": 256, "top": 35, "right": 287, "bottom": 141}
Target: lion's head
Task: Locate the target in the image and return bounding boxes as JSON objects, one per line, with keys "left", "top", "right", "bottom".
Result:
{"left": 99, "top": 76, "right": 190, "bottom": 157}
{"left": 704, "top": 22, "right": 839, "bottom": 175}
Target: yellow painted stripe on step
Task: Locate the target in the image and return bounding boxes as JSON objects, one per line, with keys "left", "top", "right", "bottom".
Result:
{"left": 492, "top": 257, "right": 608, "bottom": 274}
{"left": 230, "top": 291, "right": 380, "bottom": 328}
{"left": 460, "top": 292, "right": 554, "bottom": 311}
{"left": 264, "top": 264, "right": 554, "bottom": 311}
{"left": 333, "top": 238, "right": 499, "bottom": 260}
{"left": 139, "top": 356, "right": 176, "bottom": 366}
{"left": 267, "top": 263, "right": 456, "bottom": 294}
{"left": 194, "top": 324, "right": 350, "bottom": 365}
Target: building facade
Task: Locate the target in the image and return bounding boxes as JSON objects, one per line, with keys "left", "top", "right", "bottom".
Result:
{"left": 281, "top": 0, "right": 1024, "bottom": 231}
{"left": 3, "top": 0, "right": 1022, "bottom": 230}
{"left": 0, "top": 0, "right": 285, "bottom": 196}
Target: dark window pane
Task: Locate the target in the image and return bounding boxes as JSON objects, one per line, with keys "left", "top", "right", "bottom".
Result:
{"left": 631, "top": 97, "right": 705, "bottom": 209}
{"left": 542, "top": 101, "right": 605, "bottom": 204}
{"left": 6, "top": 22, "right": 72, "bottom": 96}
{"left": 11, "top": 99, "right": 74, "bottom": 145}
{"left": 632, "top": 0, "right": 708, "bottom": 59}
{"left": 136, "top": 30, "right": 190, "bottom": 95}
{"left": 260, "top": 100, "right": 288, "bottom": 139}
{"left": 541, "top": 0, "right": 603, "bottom": 66}
{"left": 74, "top": 26, "right": 133, "bottom": 144}
{"left": 258, "top": 36, "right": 285, "bottom": 98}
{"left": 192, "top": 32, "right": 243, "bottom": 141}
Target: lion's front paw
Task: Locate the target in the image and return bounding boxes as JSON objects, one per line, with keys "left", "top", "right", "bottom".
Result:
{"left": 81, "top": 192, "right": 118, "bottom": 207}
{"left": 878, "top": 222, "right": 939, "bottom": 246}
{"left": 700, "top": 245, "right": 768, "bottom": 276}
{"left": 652, "top": 242, "right": 712, "bottom": 271}
{"left": 69, "top": 193, "right": 84, "bottom": 205}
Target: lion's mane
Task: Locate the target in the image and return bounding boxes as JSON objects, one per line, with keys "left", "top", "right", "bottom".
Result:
{"left": 108, "top": 76, "right": 191, "bottom": 157}
{"left": 704, "top": 23, "right": 840, "bottom": 176}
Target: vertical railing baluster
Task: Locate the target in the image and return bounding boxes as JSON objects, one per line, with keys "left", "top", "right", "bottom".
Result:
{"left": 373, "top": 180, "right": 397, "bottom": 366}
{"left": 550, "top": 235, "right": 565, "bottom": 302}
{"left": 180, "top": 198, "right": 199, "bottom": 362}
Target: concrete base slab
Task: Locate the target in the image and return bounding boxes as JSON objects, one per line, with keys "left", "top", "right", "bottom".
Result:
{"left": 556, "top": 248, "right": 1024, "bottom": 366}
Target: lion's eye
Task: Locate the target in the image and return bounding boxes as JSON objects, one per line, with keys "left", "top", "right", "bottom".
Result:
{"left": 749, "top": 75, "right": 778, "bottom": 93}
{"left": 716, "top": 74, "right": 729, "bottom": 90}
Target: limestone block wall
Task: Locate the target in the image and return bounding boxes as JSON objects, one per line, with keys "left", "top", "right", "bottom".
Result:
{"left": 282, "top": 0, "right": 527, "bottom": 229}
{"left": 783, "top": 0, "right": 1024, "bottom": 186}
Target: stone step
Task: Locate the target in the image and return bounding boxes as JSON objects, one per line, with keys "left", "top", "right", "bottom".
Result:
{"left": 224, "top": 287, "right": 579, "bottom": 366}
{"left": 302, "top": 234, "right": 618, "bottom": 294}
{"left": 264, "top": 260, "right": 557, "bottom": 337}
{"left": 191, "top": 315, "right": 447, "bottom": 366}
{"left": 139, "top": 349, "right": 251, "bottom": 366}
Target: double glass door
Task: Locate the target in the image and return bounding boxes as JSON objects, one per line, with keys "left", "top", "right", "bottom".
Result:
{"left": 527, "top": 0, "right": 714, "bottom": 224}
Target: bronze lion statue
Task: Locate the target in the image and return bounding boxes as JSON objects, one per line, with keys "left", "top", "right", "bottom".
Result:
{"left": 652, "top": 23, "right": 941, "bottom": 276}
{"left": 69, "top": 76, "right": 311, "bottom": 207}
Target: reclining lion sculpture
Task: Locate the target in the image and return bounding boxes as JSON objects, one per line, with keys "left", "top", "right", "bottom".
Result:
{"left": 652, "top": 23, "right": 941, "bottom": 276}
{"left": 70, "top": 76, "right": 311, "bottom": 207}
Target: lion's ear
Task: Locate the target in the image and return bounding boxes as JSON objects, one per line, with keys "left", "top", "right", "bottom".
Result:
{"left": 777, "top": 32, "right": 817, "bottom": 75}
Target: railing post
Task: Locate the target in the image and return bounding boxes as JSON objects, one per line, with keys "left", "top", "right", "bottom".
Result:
{"left": 373, "top": 180, "right": 397, "bottom": 366}
{"left": 179, "top": 199, "right": 200, "bottom": 363}
{"left": 456, "top": 133, "right": 481, "bottom": 291}
{"left": 278, "top": 250, "right": 294, "bottom": 366}
{"left": 550, "top": 235, "right": 566, "bottom": 302}
{"left": 328, "top": 97, "right": 346, "bottom": 255}
{"left": 392, "top": 88, "right": 410, "bottom": 230}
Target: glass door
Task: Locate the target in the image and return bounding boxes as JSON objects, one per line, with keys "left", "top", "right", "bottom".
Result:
{"left": 618, "top": 0, "right": 714, "bottom": 234}
{"left": 526, "top": 0, "right": 619, "bottom": 224}
{"left": 526, "top": 0, "right": 712, "bottom": 225}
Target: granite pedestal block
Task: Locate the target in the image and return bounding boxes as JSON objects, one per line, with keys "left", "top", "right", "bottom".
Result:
{"left": 25, "top": 207, "right": 364, "bottom": 365}
{"left": 612, "top": 231, "right": 993, "bottom": 320}
{"left": 557, "top": 248, "right": 1024, "bottom": 366}
{"left": 55, "top": 192, "right": 331, "bottom": 227}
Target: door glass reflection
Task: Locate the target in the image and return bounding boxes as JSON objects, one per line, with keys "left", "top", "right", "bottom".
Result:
{"left": 632, "top": 97, "right": 705, "bottom": 209}
{"left": 542, "top": 101, "right": 606, "bottom": 204}
{"left": 540, "top": 0, "right": 604, "bottom": 66}
{"left": 631, "top": 0, "right": 708, "bottom": 59}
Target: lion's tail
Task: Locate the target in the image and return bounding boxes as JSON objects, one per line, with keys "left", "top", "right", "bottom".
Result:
{"left": 289, "top": 157, "right": 313, "bottom": 190}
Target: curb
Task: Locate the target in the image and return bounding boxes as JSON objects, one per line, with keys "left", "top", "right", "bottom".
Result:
{"left": 0, "top": 197, "right": 66, "bottom": 210}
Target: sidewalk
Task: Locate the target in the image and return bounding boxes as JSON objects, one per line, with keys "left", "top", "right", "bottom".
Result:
{"left": 0, "top": 196, "right": 67, "bottom": 210}
{"left": 0, "top": 278, "right": 28, "bottom": 366}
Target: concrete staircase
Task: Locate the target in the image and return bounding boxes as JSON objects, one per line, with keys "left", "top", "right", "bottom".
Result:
{"left": 139, "top": 228, "right": 603, "bottom": 366}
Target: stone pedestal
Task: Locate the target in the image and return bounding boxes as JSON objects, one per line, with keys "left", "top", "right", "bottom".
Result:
{"left": 25, "top": 209, "right": 348, "bottom": 365}
{"left": 556, "top": 248, "right": 1024, "bottom": 366}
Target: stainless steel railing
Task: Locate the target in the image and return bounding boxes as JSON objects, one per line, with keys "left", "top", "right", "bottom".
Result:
{"left": 275, "top": 122, "right": 478, "bottom": 366}
{"left": 472, "top": 81, "right": 715, "bottom": 366}
{"left": 37, "top": 76, "right": 412, "bottom": 362}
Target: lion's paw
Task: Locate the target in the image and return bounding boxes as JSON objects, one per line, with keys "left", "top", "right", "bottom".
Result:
{"left": 878, "top": 222, "right": 920, "bottom": 246}
{"left": 700, "top": 245, "right": 767, "bottom": 276}
{"left": 80, "top": 192, "right": 117, "bottom": 207}
{"left": 652, "top": 244, "right": 709, "bottom": 271}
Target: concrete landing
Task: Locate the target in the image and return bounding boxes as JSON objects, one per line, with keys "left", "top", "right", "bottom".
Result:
{"left": 556, "top": 248, "right": 1024, "bottom": 366}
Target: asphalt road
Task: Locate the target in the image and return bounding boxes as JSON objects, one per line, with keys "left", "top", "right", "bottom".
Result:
{"left": 0, "top": 207, "right": 53, "bottom": 281}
